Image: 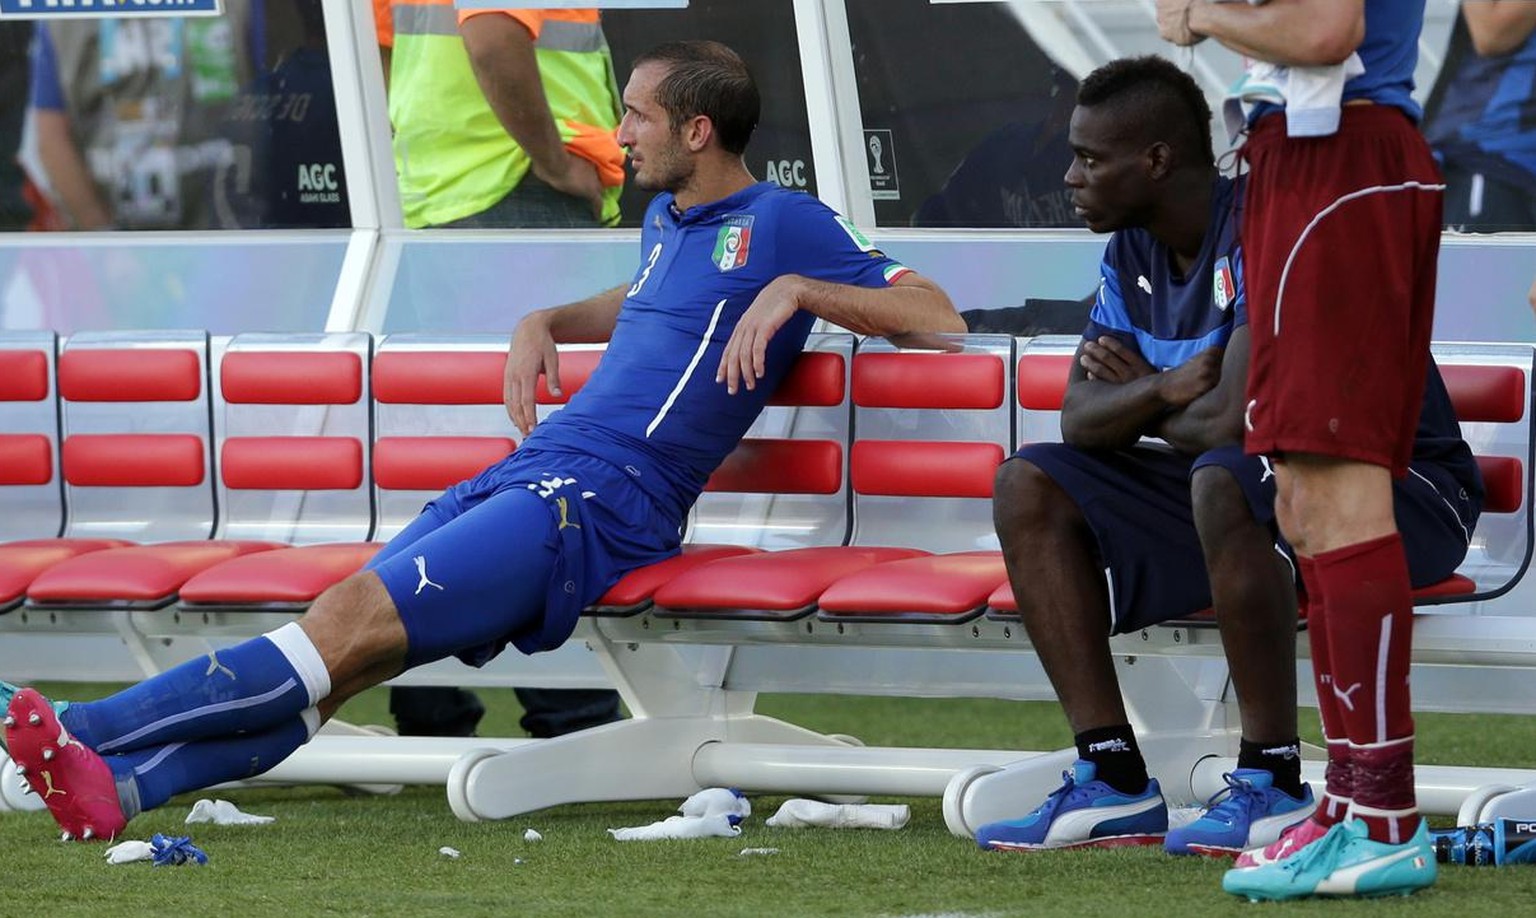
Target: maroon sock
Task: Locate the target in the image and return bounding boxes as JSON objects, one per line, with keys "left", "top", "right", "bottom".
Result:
{"left": 1312, "top": 533, "right": 1418, "bottom": 842}
{"left": 1350, "top": 738, "right": 1419, "bottom": 843}
{"left": 1320, "top": 740, "right": 1352, "bottom": 826}
{"left": 1297, "top": 554, "right": 1350, "bottom": 825}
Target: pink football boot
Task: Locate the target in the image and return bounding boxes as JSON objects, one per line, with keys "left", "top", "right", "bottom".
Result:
{"left": 3, "top": 688, "right": 125, "bottom": 842}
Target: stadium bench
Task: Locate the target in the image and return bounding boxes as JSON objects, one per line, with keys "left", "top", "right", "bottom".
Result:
{"left": 3, "top": 330, "right": 1535, "bottom": 832}
{"left": 448, "top": 335, "right": 1536, "bottom": 830}
{"left": 0, "top": 332, "right": 132, "bottom": 612}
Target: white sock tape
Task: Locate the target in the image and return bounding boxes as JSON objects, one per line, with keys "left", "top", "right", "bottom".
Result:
{"left": 265, "top": 621, "right": 333, "bottom": 706}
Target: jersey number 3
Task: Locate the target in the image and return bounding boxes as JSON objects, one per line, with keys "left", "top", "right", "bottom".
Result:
{"left": 628, "top": 243, "right": 663, "bottom": 298}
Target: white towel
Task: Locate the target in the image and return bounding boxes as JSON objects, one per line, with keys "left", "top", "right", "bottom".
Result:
{"left": 678, "top": 787, "right": 751, "bottom": 823}
{"left": 1223, "top": 53, "right": 1366, "bottom": 142}
{"left": 765, "top": 799, "right": 910, "bottom": 830}
{"left": 104, "top": 840, "right": 155, "bottom": 865}
{"left": 607, "top": 813, "right": 742, "bottom": 842}
{"left": 185, "top": 798, "right": 275, "bottom": 826}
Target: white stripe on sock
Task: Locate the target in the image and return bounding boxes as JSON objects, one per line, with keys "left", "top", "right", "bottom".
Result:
{"left": 132, "top": 742, "right": 186, "bottom": 776}
{"left": 1346, "top": 734, "right": 1414, "bottom": 751}
{"left": 98, "top": 679, "right": 300, "bottom": 754}
{"left": 1351, "top": 802, "right": 1417, "bottom": 844}
{"left": 1376, "top": 614, "right": 1392, "bottom": 744}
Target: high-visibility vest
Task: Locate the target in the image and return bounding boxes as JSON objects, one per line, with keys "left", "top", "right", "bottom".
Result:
{"left": 389, "top": 4, "right": 622, "bottom": 228}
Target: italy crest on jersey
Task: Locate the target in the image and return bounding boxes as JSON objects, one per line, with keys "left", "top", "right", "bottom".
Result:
{"left": 713, "top": 215, "right": 754, "bottom": 271}
{"left": 1213, "top": 256, "right": 1236, "bottom": 312}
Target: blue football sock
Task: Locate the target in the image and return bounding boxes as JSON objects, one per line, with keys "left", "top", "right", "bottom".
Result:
{"left": 62, "top": 626, "right": 328, "bottom": 755}
{"left": 108, "top": 715, "right": 312, "bottom": 818}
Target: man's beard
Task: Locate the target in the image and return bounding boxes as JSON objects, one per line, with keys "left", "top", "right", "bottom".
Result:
{"left": 639, "top": 152, "right": 694, "bottom": 195}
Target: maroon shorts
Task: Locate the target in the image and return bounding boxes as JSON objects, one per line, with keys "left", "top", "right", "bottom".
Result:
{"left": 1241, "top": 105, "right": 1444, "bottom": 476}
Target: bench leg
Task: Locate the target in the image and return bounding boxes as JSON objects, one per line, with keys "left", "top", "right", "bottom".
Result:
{"left": 448, "top": 713, "right": 843, "bottom": 822}
{"left": 1456, "top": 781, "right": 1536, "bottom": 823}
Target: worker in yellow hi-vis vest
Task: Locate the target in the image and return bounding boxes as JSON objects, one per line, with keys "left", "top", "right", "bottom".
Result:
{"left": 386, "top": 2, "right": 624, "bottom": 228}
{"left": 379, "top": 3, "right": 626, "bottom": 736}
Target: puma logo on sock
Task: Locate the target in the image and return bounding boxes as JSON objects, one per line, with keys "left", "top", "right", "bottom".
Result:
{"left": 1333, "top": 681, "right": 1362, "bottom": 711}
{"left": 205, "top": 652, "right": 235, "bottom": 681}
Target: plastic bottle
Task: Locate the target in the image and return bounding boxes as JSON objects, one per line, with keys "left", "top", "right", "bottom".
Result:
{"left": 1431, "top": 818, "right": 1536, "bottom": 865}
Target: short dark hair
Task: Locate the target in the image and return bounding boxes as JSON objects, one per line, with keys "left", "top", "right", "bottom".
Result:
{"left": 632, "top": 41, "right": 760, "bottom": 155}
{"left": 1077, "top": 56, "right": 1214, "bottom": 167}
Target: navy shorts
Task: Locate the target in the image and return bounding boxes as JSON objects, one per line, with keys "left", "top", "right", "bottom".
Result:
{"left": 368, "top": 448, "right": 680, "bottom": 668}
{"left": 1013, "top": 442, "right": 1474, "bottom": 634}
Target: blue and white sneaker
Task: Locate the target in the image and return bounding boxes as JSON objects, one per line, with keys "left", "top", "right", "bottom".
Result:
{"left": 1222, "top": 818, "right": 1436, "bottom": 901}
{"left": 1165, "top": 769, "right": 1316, "bottom": 857}
{"left": 975, "top": 759, "right": 1168, "bottom": 851}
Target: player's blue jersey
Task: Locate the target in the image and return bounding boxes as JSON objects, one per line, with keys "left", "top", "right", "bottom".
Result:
{"left": 1085, "top": 176, "right": 1244, "bottom": 369}
{"left": 1345, "top": 0, "right": 1427, "bottom": 120}
{"left": 524, "top": 182, "right": 909, "bottom": 522}
{"left": 1424, "top": 22, "right": 1536, "bottom": 187}
{"left": 1085, "top": 174, "right": 1481, "bottom": 505}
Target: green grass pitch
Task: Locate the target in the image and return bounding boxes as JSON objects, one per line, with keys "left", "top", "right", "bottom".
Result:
{"left": 2, "top": 684, "right": 1534, "bottom": 917}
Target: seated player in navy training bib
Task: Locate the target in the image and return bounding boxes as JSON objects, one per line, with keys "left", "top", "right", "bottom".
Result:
{"left": 0, "top": 40, "right": 965, "bottom": 843}
{"left": 973, "top": 57, "right": 1482, "bottom": 857}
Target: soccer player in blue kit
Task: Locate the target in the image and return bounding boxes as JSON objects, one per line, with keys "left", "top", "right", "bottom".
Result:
{"left": 0, "top": 40, "right": 965, "bottom": 842}
{"left": 972, "top": 57, "right": 1480, "bottom": 890}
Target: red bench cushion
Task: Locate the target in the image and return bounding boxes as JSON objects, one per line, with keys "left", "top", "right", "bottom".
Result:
{"left": 221, "top": 351, "right": 362, "bottom": 405}
{"left": 0, "top": 435, "right": 52, "bottom": 485}
{"left": 819, "top": 551, "right": 1007, "bottom": 617}
{"left": 1477, "top": 456, "right": 1523, "bottom": 514}
{"left": 374, "top": 437, "right": 516, "bottom": 491}
{"left": 374, "top": 351, "right": 506, "bottom": 405}
{"left": 769, "top": 352, "right": 846, "bottom": 406}
{"left": 27, "top": 541, "right": 283, "bottom": 604}
{"left": 180, "top": 543, "right": 384, "bottom": 605}
{"left": 221, "top": 437, "right": 364, "bottom": 490}
{"left": 0, "top": 539, "right": 134, "bottom": 607}
{"left": 1017, "top": 353, "right": 1074, "bottom": 410}
{"left": 1441, "top": 364, "right": 1526, "bottom": 423}
{"left": 62, "top": 434, "right": 206, "bottom": 487}
{"left": 705, "top": 439, "right": 843, "bottom": 494}
{"left": 0, "top": 350, "right": 48, "bottom": 401}
{"left": 1412, "top": 573, "right": 1477, "bottom": 600}
{"left": 853, "top": 352, "right": 1004, "bottom": 409}
{"left": 588, "top": 544, "right": 762, "bottom": 610}
{"left": 59, "top": 349, "right": 202, "bottom": 401}
{"left": 851, "top": 440, "right": 1004, "bottom": 498}
{"left": 372, "top": 349, "right": 601, "bottom": 406}
{"left": 654, "top": 546, "right": 929, "bottom": 613}
{"left": 987, "top": 580, "right": 1017, "bottom": 613}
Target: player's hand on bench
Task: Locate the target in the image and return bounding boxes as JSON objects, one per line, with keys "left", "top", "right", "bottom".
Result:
{"left": 719, "top": 275, "right": 803, "bottom": 395}
{"left": 506, "top": 313, "right": 562, "bottom": 436}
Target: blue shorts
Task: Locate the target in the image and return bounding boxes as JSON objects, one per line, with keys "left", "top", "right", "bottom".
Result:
{"left": 367, "top": 448, "right": 680, "bottom": 668}
{"left": 1013, "top": 443, "right": 1475, "bottom": 634}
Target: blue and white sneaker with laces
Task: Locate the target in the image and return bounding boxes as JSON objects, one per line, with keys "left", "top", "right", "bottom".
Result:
{"left": 974, "top": 759, "right": 1168, "bottom": 851}
{"left": 1165, "top": 768, "right": 1316, "bottom": 857}
{"left": 1222, "top": 818, "right": 1436, "bottom": 901}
